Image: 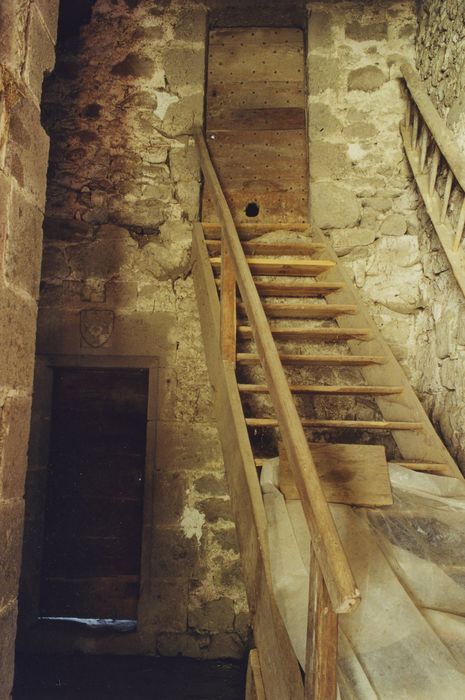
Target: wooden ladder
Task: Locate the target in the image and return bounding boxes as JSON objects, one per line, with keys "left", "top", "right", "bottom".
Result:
{"left": 191, "top": 129, "right": 461, "bottom": 700}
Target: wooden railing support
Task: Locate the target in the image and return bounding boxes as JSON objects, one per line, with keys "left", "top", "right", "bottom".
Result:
{"left": 220, "top": 240, "right": 237, "bottom": 363}
{"left": 304, "top": 545, "right": 338, "bottom": 700}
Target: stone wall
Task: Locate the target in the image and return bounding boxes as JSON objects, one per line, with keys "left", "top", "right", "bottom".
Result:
{"left": 308, "top": 0, "right": 465, "bottom": 471}
{"left": 19, "top": 0, "right": 249, "bottom": 660}
{"left": 0, "top": 0, "right": 59, "bottom": 697}
{"left": 414, "top": 0, "right": 465, "bottom": 466}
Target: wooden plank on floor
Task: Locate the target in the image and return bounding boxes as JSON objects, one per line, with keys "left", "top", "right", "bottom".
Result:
{"left": 278, "top": 442, "right": 393, "bottom": 507}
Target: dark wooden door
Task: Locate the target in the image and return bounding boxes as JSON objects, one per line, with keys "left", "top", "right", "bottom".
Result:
{"left": 40, "top": 367, "right": 148, "bottom": 620}
{"left": 203, "top": 27, "right": 308, "bottom": 224}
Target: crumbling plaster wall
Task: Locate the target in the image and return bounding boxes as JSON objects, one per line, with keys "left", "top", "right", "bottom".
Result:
{"left": 308, "top": 0, "right": 465, "bottom": 470}
{"left": 22, "top": 0, "right": 249, "bottom": 660}
{"left": 0, "top": 0, "right": 59, "bottom": 697}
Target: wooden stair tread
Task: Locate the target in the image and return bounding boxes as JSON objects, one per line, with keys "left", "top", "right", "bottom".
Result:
{"left": 238, "top": 383, "right": 404, "bottom": 395}
{"left": 207, "top": 240, "right": 326, "bottom": 256}
{"left": 216, "top": 279, "right": 343, "bottom": 297}
{"left": 202, "top": 222, "right": 310, "bottom": 240}
{"left": 210, "top": 256, "right": 335, "bottom": 276}
{"left": 236, "top": 352, "right": 386, "bottom": 366}
{"left": 237, "top": 325, "right": 372, "bottom": 341}
{"left": 246, "top": 418, "right": 423, "bottom": 431}
{"left": 237, "top": 302, "right": 357, "bottom": 318}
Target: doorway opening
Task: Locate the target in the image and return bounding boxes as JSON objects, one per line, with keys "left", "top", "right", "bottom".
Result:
{"left": 38, "top": 366, "right": 149, "bottom": 630}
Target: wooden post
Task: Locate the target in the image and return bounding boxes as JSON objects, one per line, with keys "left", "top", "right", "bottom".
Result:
{"left": 304, "top": 544, "right": 339, "bottom": 700}
{"left": 441, "top": 169, "right": 454, "bottom": 222}
{"left": 428, "top": 144, "right": 440, "bottom": 196}
{"left": 453, "top": 195, "right": 465, "bottom": 251}
{"left": 220, "top": 238, "right": 237, "bottom": 363}
{"left": 419, "top": 124, "right": 428, "bottom": 172}
{"left": 411, "top": 106, "right": 419, "bottom": 149}
{"left": 246, "top": 649, "right": 266, "bottom": 700}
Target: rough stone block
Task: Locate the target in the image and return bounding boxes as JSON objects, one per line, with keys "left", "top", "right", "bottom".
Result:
{"left": 173, "top": 8, "right": 206, "bottom": 42}
{"left": 195, "top": 474, "right": 228, "bottom": 496}
{"left": 207, "top": 632, "right": 245, "bottom": 659}
{"left": 151, "top": 526, "right": 199, "bottom": 579}
{"left": 308, "top": 103, "right": 342, "bottom": 138}
{"left": 348, "top": 66, "right": 388, "bottom": 92}
{"left": 308, "top": 11, "right": 333, "bottom": 49}
{"left": 163, "top": 47, "right": 205, "bottom": 92}
{"left": 213, "top": 527, "right": 239, "bottom": 554}
{"left": 308, "top": 56, "right": 341, "bottom": 94}
{"left": 199, "top": 497, "right": 233, "bottom": 524}
{"left": 309, "top": 141, "right": 350, "bottom": 180}
{"left": 156, "top": 422, "right": 222, "bottom": 472}
{"left": 0, "top": 284, "right": 37, "bottom": 391}
{"left": 310, "top": 182, "right": 361, "bottom": 229}
{"left": 0, "top": 1, "right": 29, "bottom": 76}
{"left": 6, "top": 95, "right": 50, "bottom": 207}
{"left": 330, "top": 227, "right": 375, "bottom": 256}
{"left": 34, "top": 0, "right": 60, "bottom": 43}
{"left": 0, "top": 396, "right": 32, "bottom": 499}
{"left": 5, "top": 186, "right": 44, "bottom": 297}
{"left": 152, "top": 578, "right": 188, "bottom": 632}
{"left": 0, "top": 499, "right": 24, "bottom": 609}
{"left": 23, "top": 3, "right": 56, "bottom": 103}
{"left": 188, "top": 597, "right": 235, "bottom": 634}
{"left": 379, "top": 212, "right": 407, "bottom": 236}
{"left": 153, "top": 471, "right": 187, "bottom": 525}
{"left": 0, "top": 603, "right": 17, "bottom": 700}
{"left": 346, "top": 21, "right": 388, "bottom": 41}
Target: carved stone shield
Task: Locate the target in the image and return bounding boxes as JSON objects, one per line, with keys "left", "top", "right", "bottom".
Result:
{"left": 80, "top": 309, "right": 114, "bottom": 348}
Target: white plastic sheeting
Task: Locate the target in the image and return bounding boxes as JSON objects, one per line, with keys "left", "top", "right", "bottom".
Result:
{"left": 261, "top": 460, "right": 465, "bottom": 699}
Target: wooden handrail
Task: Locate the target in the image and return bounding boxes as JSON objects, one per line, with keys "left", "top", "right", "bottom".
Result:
{"left": 193, "top": 127, "right": 360, "bottom": 614}
{"left": 401, "top": 63, "right": 465, "bottom": 195}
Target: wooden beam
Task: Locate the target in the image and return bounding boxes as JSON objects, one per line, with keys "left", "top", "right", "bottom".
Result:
{"left": 246, "top": 649, "right": 266, "bottom": 700}
{"left": 237, "top": 352, "right": 386, "bottom": 367}
{"left": 218, "top": 280, "right": 343, "bottom": 297}
{"left": 207, "top": 240, "right": 326, "bottom": 256}
{"left": 246, "top": 418, "right": 423, "bottom": 430}
{"left": 220, "top": 241, "right": 237, "bottom": 363}
{"left": 304, "top": 545, "right": 338, "bottom": 700}
{"left": 238, "top": 302, "right": 357, "bottom": 319}
{"left": 238, "top": 383, "right": 404, "bottom": 396}
{"left": 237, "top": 326, "right": 372, "bottom": 341}
{"left": 195, "top": 130, "right": 360, "bottom": 614}
{"left": 211, "top": 256, "right": 335, "bottom": 277}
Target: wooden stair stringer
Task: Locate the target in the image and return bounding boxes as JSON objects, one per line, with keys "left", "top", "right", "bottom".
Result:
{"left": 191, "top": 224, "right": 305, "bottom": 700}
{"left": 313, "top": 228, "right": 462, "bottom": 479}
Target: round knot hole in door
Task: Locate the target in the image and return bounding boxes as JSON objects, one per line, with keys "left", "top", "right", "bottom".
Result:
{"left": 245, "top": 202, "right": 260, "bottom": 218}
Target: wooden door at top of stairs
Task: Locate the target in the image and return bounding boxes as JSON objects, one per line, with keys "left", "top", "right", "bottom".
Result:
{"left": 203, "top": 27, "right": 308, "bottom": 224}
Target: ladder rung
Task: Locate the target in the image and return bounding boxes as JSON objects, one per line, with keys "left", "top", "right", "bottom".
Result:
{"left": 237, "top": 302, "right": 357, "bottom": 319}
{"left": 202, "top": 222, "right": 310, "bottom": 238}
{"left": 206, "top": 240, "right": 326, "bottom": 256}
{"left": 210, "top": 256, "right": 335, "bottom": 276}
{"left": 245, "top": 418, "right": 423, "bottom": 431}
{"left": 237, "top": 326, "right": 372, "bottom": 341}
{"left": 238, "top": 384, "right": 404, "bottom": 396}
{"left": 215, "top": 279, "right": 343, "bottom": 297}
{"left": 236, "top": 353, "right": 386, "bottom": 367}
{"left": 396, "top": 461, "right": 450, "bottom": 474}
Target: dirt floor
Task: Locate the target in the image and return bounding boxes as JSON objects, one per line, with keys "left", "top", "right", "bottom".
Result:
{"left": 13, "top": 654, "right": 246, "bottom": 700}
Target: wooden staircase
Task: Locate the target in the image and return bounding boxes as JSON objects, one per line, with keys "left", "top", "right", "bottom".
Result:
{"left": 191, "top": 129, "right": 461, "bottom": 699}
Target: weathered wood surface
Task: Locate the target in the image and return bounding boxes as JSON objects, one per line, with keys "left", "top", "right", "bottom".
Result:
{"left": 206, "top": 239, "right": 325, "bottom": 256}
{"left": 304, "top": 546, "right": 338, "bottom": 700}
{"left": 236, "top": 352, "right": 386, "bottom": 367}
{"left": 401, "top": 122, "right": 465, "bottom": 296}
{"left": 194, "top": 138, "right": 359, "bottom": 613}
{"left": 204, "top": 26, "right": 308, "bottom": 223}
{"left": 278, "top": 442, "right": 393, "bottom": 507}
{"left": 237, "top": 326, "right": 371, "bottom": 341}
{"left": 246, "top": 418, "right": 423, "bottom": 431}
{"left": 246, "top": 649, "right": 267, "bottom": 700}
{"left": 237, "top": 301, "right": 357, "bottom": 319}
{"left": 192, "top": 224, "right": 305, "bottom": 699}
{"left": 239, "top": 383, "right": 403, "bottom": 396}
{"left": 211, "top": 256, "right": 335, "bottom": 276}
